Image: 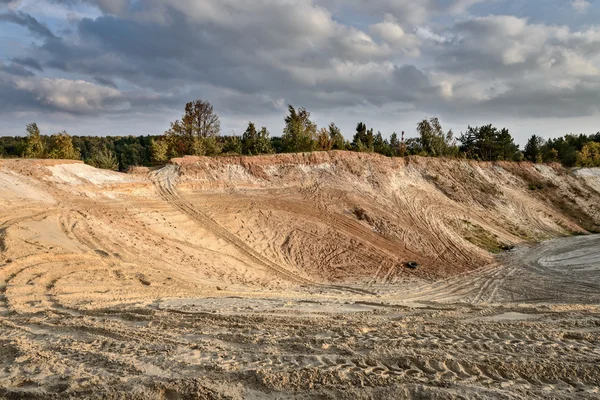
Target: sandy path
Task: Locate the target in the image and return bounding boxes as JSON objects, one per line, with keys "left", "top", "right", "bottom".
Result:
{"left": 1, "top": 236, "right": 599, "bottom": 399}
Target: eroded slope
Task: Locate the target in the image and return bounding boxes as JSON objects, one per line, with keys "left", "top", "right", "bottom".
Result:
{"left": 1, "top": 153, "right": 599, "bottom": 299}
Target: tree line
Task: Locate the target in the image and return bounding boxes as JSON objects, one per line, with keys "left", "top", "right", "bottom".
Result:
{"left": 1, "top": 99, "right": 599, "bottom": 170}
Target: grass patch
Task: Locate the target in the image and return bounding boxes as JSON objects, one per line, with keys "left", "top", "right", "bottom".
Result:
{"left": 461, "top": 220, "right": 508, "bottom": 254}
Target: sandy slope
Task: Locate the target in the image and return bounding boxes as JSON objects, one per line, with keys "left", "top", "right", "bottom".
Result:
{"left": 0, "top": 153, "right": 599, "bottom": 399}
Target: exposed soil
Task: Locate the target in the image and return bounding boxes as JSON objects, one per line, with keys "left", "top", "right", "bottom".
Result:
{"left": 0, "top": 153, "right": 599, "bottom": 399}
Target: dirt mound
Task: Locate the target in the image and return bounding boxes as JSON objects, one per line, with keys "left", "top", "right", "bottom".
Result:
{"left": 1, "top": 153, "right": 600, "bottom": 398}
{"left": 1, "top": 152, "right": 599, "bottom": 290}
{"left": 163, "top": 153, "right": 600, "bottom": 283}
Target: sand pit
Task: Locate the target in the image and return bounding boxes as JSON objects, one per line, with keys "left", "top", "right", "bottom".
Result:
{"left": 0, "top": 154, "right": 599, "bottom": 399}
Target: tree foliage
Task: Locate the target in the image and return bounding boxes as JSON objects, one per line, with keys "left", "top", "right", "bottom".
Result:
{"left": 242, "top": 122, "right": 273, "bottom": 155}
{"left": 23, "top": 123, "right": 45, "bottom": 158}
{"left": 282, "top": 105, "right": 317, "bottom": 153}
{"left": 163, "top": 99, "right": 221, "bottom": 156}
{"left": 89, "top": 147, "right": 119, "bottom": 171}
{"left": 458, "top": 125, "right": 519, "bottom": 161}
{"left": 3, "top": 111, "right": 598, "bottom": 171}
{"left": 352, "top": 123, "right": 374, "bottom": 152}
{"left": 328, "top": 123, "right": 345, "bottom": 150}
{"left": 150, "top": 138, "right": 169, "bottom": 163}
{"left": 416, "top": 118, "right": 457, "bottom": 157}
{"left": 47, "top": 131, "right": 80, "bottom": 160}
{"left": 316, "top": 128, "right": 332, "bottom": 151}
{"left": 524, "top": 135, "right": 545, "bottom": 163}
{"left": 577, "top": 142, "right": 600, "bottom": 167}
{"left": 222, "top": 136, "right": 243, "bottom": 155}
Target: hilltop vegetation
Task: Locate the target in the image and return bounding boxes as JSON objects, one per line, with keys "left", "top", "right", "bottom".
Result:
{"left": 1, "top": 99, "right": 599, "bottom": 171}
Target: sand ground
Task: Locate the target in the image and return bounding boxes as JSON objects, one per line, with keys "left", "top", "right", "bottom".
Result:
{"left": 0, "top": 155, "right": 599, "bottom": 399}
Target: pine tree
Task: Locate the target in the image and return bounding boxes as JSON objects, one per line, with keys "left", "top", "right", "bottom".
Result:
{"left": 365, "top": 128, "right": 375, "bottom": 152}
{"left": 390, "top": 132, "right": 400, "bottom": 156}
{"left": 352, "top": 122, "right": 368, "bottom": 151}
{"left": 373, "top": 131, "right": 392, "bottom": 156}
{"left": 524, "top": 135, "right": 544, "bottom": 163}
{"left": 89, "top": 148, "right": 119, "bottom": 170}
{"left": 242, "top": 122, "right": 258, "bottom": 155}
{"left": 417, "top": 118, "right": 456, "bottom": 157}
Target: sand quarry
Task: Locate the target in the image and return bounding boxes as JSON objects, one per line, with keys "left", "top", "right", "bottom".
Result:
{"left": 0, "top": 152, "right": 599, "bottom": 399}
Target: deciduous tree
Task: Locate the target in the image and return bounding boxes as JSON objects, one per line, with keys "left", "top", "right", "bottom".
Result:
{"left": 47, "top": 131, "right": 80, "bottom": 160}
{"left": 23, "top": 123, "right": 45, "bottom": 158}
{"left": 282, "top": 105, "right": 317, "bottom": 153}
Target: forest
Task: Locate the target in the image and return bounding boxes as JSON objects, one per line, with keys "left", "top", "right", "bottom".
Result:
{"left": 1, "top": 99, "right": 599, "bottom": 171}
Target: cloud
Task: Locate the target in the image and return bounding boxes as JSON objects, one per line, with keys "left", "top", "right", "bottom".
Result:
{"left": 370, "top": 14, "right": 420, "bottom": 55}
{"left": 13, "top": 77, "right": 125, "bottom": 113}
{"left": 93, "top": 76, "right": 117, "bottom": 88}
{"left": 317, "top": 0, "right": 488, "bottom": 26}
{"left": 571, "top": 0, "right": 591, "bottom": 13}
{"left": 1, "top": 0, "right": 600, "bottom": 140}
{"left": 0, "top": 62, "right": 35, "bottom": 77}
{"left": 0, "top": 10, "right": 55, "bottom": 38}
{"left": 425, "top": 15, "right": 600, "bottom": 118}
{"left": 11, "top": 57, "right": 44, "bottom": 71}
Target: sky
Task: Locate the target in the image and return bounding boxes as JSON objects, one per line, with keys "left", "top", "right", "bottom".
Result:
{"left": 1, "top": 0, "right": 600, "bottom": 144}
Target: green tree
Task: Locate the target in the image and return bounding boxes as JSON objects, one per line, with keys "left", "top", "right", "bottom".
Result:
{"left": 282, "top": 105, "right": 317, "bottom": 153}
{"left": 524, "top": 135, "right": 545, "bottom": 163}
{"left": 23, "top": 123, "right": 45, "bottom": 158}
{"left": 203, "top": 136, "right": 221, "bottom": 156}
{"left": 47, "top": 131, "right": 80, "bottom": 160}
{"left": 352, "top": 122, "right": 370, "bottom": 152}
{"left": 495, "top": 128, "right": 520, "bottom": 160}
{"left": 546, "top": 148, "right": 559, "bottom": 163}
{"left": 328, "top": 123, "right": 345, "bottom": 150}
{"left": 222, "top": 136, "right": 243, "bottom": 154}
{"left": 417, "top": 117, "right": 456, "bottom": 157}
{"left": 89, "top": 148, "right": 119, "bottom": 170}
{"left": 242, "top": 122, "right": 273, "bottom": 155}
{"left": 459, "top": 125, "right": 519, "bottom": 161}
{"left": 316, "top": 128, "right": 332, "bottom": 150}
{"left": 459, "top": 127, "right": 477, "bottom": 158}
{"left": 512, "top": 151, "right": 525, "bottom": 162}
{"left": 242, "top": 122, "right": 258, "bottom": 155}
{"left": 256, "top": 127, "right": 274, "bottom": 154}
{"left": 150, "top": 138, "right": 169, "bottom": 163}
{"left": 366, "top": 128, "right": 375, "bottom": 152}
{"left": 164, "top": 99, "right": 221, "bottom": 156}
{"left": 373, "top": 131, "right": 393, "bottom": 156}
{"left": 390, "top": 132, "right": 401, "bottom": 156}
{"left": 577, "top": 142, "right": 600, "bottom": 167}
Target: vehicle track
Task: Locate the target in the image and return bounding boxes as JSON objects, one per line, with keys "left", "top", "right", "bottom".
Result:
{"left": 151, "top": 165, "right": 312, "bottom": 285}
{"left": 150, "top": 165, "right": 376, "bottom": 295}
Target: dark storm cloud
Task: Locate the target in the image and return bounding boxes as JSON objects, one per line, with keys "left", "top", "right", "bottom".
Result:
{"left": 11, "top": 57, "right": 44, "bottom": 71}
{"left": 93, "top": 76, "right": 117, "bottom": 88}
{"left": 0, "top": 11, "right": 55, "bottom": 38}
{"left": 0, "top": 62, "right": 35, "bottom": 77}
